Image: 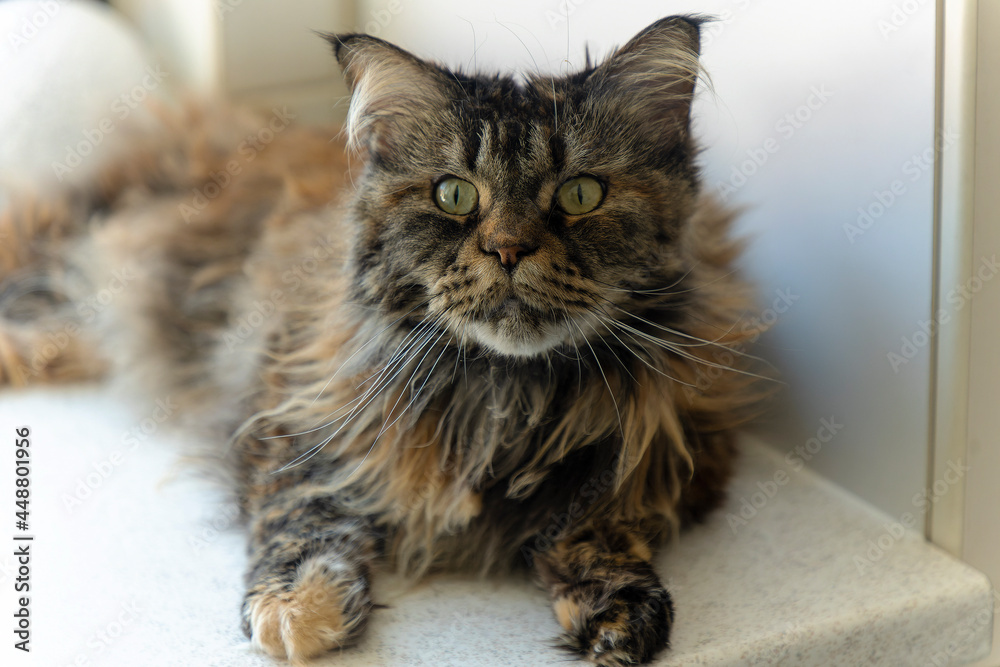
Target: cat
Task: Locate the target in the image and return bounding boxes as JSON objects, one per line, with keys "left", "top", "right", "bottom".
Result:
{"left": 0, "top": 14, "right": 768, "bottom": 667}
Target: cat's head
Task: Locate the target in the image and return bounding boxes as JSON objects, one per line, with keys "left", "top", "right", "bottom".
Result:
{"left": 328, "top": 17, "right": 705, "bottom": 359}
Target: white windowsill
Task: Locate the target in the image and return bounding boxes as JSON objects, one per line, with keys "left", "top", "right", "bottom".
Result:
{"left": 0, "top": 385, "right": 991, "bottom": 666}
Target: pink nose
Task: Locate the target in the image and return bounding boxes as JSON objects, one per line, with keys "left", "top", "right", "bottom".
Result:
{"left": 496, "top": 245, "right": 530, "bottom": 268}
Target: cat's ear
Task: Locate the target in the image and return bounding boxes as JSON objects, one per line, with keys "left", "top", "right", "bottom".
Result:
{"left": 324, "top": 33, "right": 453, "bottom": 159}
{"left": 587, "top": 16, "right": 704, "bottom": 142}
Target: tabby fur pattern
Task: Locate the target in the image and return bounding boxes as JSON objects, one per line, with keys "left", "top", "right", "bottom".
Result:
{"left": 0, "top": 15, "right": 767, "bottom": 666}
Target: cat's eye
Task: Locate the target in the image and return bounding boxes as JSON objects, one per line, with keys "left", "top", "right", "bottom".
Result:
{"left": 434, "top": 177, "right": 479, "bottom": 215}
{"left": 556, "top": 176, "right": 605, "bottom": 215}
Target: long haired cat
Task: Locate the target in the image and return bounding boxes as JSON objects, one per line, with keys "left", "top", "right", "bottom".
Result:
{"left": 0, "top": 15, "right": 767, "bottom": 666}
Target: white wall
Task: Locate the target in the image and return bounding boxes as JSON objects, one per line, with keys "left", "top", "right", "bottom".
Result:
{"left": 112, "top": 0, "right": 357, "bottom": 123}
{"left": 358, "top": 0, "right": 937, "bottom": 521}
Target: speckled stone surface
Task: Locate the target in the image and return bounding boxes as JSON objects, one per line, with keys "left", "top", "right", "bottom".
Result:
{"left": 0, "top": 386, "right": 992, "bottom": 667}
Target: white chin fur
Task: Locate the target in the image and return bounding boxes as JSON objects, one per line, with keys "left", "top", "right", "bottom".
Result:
{"left": 467, "top": 321, "right": 567, "bottom": 359}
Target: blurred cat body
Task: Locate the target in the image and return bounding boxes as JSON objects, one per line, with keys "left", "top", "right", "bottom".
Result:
{"left": 0, "top": 16, "right": 766, "bottom": 666}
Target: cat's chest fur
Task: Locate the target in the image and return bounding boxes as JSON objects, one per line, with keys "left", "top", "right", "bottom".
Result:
{"left": 247, "top": 309, "right": 689, "bottom": 573}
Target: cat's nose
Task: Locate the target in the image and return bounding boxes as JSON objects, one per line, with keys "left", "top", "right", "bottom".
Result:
{"left": 479, "top": 216, "right": 541, "bottom": 271}
{"left": 496, "top": 245, "right": 531, "bottom": 268}
{"left": 484, "top": 242, "right": 536, "bottom": 271}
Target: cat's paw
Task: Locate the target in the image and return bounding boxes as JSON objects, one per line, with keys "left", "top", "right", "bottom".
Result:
{"left": 241, "top": 553, "right": 371, "bottom": 663}
{"left": 553, "top": 581, "right": 674, "bottom": 666}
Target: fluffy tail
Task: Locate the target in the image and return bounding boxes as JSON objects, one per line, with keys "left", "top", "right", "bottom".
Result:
{"left": 0, "top": 100, "right": 350, "bottom": 406}
{"left": 0, "top": 191, "right": 106, "bottom": 386}
{"left": 0, "top": 101, "right": 257, "bottom": 387}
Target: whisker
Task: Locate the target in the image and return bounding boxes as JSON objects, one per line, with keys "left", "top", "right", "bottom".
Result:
{"left": 608, "top": 303, "right": 774, "bottom": 367}
{"left": 309, "top": 297, "right": 432, "bottom": 405}
{"left": 461, "top": 322, "right": 469, "bottom": 382}
{"left": 584, "top": 290, "right": 771, "bottom": 367}
{"left": 655, "top": 268, "right": 739, "bottom": 296}
{"left": 378, "top": 331, "right": 451, "bottom": 442}
{"left": 597, "top": 317, "right": 698, "bottom": 388}
{"left": 587, "top": 320, "right": 638, "bottom": 385}
{"left": 373, "top": 327, "right": 449, "bottom": 443}
{"left": 345, "top": 329, "right": 451, "bottom": 481}
{"left": 272, "top": 317, "right": 447, "bottom": 471}
{"left": 608, "top": 319, "right": 776, "bottom": 383}
{"left": 575, "top": 290, "right": 770, "bottom": 381}
{"left": 450, "top": 334, "right": 464, "bottom": 384}
{"left": 590, "top": 262, "right": 700, "bottom": 295}
{"left": 356, "top": 316, "right": 440, "bottom": 389}
{"left": 269, "top": 314, "right": 440, "bottom": 441}
{"left": 571, "top": 336, "right": 583, "bottom": 395}
{"left": 570, "top": 319, "right": 624, "bottom": 441}
{"left": 492, "top": 17, "right": 544, "bottom": 80}
{"left": 458, "top": 17, "right": 481, "bottom": 73}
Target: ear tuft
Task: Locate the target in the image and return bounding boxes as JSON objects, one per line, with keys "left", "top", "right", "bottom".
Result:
{"left": 587, "top": 15, "right": 706, "bottom": 143}
{"left": 320, "top": 33, "right": 453, "bottom": 159}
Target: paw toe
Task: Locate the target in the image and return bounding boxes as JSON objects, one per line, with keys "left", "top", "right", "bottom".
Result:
{"left": 244, "top": 555, "right": 370, "bottom": 662}
{"left": 553, "top": 584, "right": 673, "bottom": 666}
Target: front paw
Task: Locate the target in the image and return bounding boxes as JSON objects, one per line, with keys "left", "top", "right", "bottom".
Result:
{"left": 242, "top": 554, "right": 371, "bottom": 662}
{"left": 553, "top": 579, "right": 674, "bottom": 666}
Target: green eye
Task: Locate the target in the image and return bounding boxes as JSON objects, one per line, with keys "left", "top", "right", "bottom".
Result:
{"left": 434, "top": 177, "right": 479, "bottom": 215}
{"left": 557, "top": 176, "right": 604, "bottom": 215}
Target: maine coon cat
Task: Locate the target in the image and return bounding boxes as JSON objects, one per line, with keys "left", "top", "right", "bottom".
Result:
{"left": 0, "top": 15, "right": 767, "bottom": 666}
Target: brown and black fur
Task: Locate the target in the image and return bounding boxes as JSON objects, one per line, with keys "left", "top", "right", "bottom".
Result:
{"left": 0, "top": 16, "right": 769, "bottom": 666}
